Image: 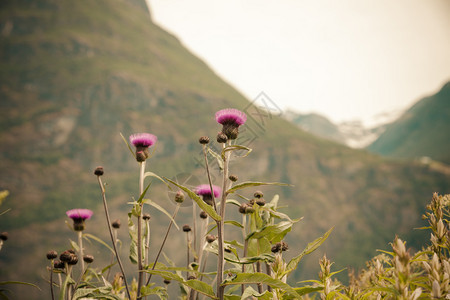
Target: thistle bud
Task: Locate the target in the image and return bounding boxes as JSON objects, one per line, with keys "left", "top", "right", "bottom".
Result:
{"left": 0, "top": 232, "right": 8, "bottom": 241}
{"left": 256, "top": 198, "right": 266, "bottom": 206}
{"left": 175, "top": 191, "right": 185, "bottom": 203}
{"left": 216, "top": 132, "right": 228, "bottom": 143}
{"left": 59, "top": 251, "right": 73, "bottom": 263}
{"left": 206, "top": 235, "right": 216, "bottom": 243}
{"left": 46, "top": 250, "right": 58, "bottom": 260}
{"left": 183, "top": 225, "right": 192, "bottom": 232}
{"left": 112, "top": 219, "right": 121, "bottom": 229}
{"left": 163, "top": 279, "right": 171, "bottom": 285}
{"left": 53, "top": 260, "right": 65, "bottom": 269}
{"left": 254, "top": 191, "right": 264, "bottom": 199}
{"left": 199, "top": 211, "right": 208, "bottom": 219}
{"left": 228, "top": 174, "right": 238, "bottom": 182}
{"left": 199, "top": 136, "right": 210, "bottom": 144}
{"left": 94, "top": 166, "right": 104, "bottom": 176}
{"left": 187, "top": 275, "right": 196, "bottom": 280}
{"left": 68, "top": 254, "right": 78, "bottom": 265}
{"left": 136, "top": 151, "right": 147, "bottom": 162}
{"left": 143, "top": 213, "right": 151, "bottom": 221}
{"left": 83, "top": 255, "right": 94, "bottom": 264}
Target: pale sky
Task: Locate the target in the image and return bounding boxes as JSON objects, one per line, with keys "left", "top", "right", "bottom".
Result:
{"left": 147, "top": 0, "right": 450, "bottom": 125}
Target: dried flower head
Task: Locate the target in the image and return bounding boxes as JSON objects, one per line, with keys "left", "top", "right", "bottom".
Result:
{"left": 66, "top": 209, "right": 93, "bottom": 231}
{"left": 195, "top": 184, "right": 221, "bottom": 206}
{"left": 129, "top": 133, "right": 157, "bottom": 162}
{"left": 215, "top": 108, "right": 247, "bottom": 140}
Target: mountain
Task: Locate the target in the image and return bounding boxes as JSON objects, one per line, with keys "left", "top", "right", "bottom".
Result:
{"left": 368, "top": 82, "right": 450, "bottom": 164}
{"left": 284, "top": 110, "right": 390, "bottom": 148}
{"left": 1, "top": 1, "right": 449, "bottom": 298}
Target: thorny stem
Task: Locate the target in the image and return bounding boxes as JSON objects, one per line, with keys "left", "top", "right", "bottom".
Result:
{"left": 145, "top": 203, "right": 181, "bottom": 285}
{"left": 256, "top": 262, "right": 263, "bottom": 293}
{"left": 144, "top": 218, "right": 150, "bottom": 284}
{"left": 265, "top": 262, "right": 272, "bottom": 292}
{"left": 193, "top": 204, "right": 197, "bottom": 262}
{"left": 201, "top": 144, "right": 218, "bottom": 213}
{"left": 137, "top": 161, "right": 146, "bottom": 299}
{"left": 96, "top": 176, "right": 131, "bottom": 300}
{"left": 217, "top": 141, "right": 231, "bottom": 300}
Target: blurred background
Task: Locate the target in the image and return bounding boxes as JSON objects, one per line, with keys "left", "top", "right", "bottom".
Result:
{"left": 0, "top": 0, "right": 449, "bottom": 298}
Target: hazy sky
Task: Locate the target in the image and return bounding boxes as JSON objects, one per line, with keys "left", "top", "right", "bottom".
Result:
{"left": 147, "top": 0, "right": 450, "bottom": 125}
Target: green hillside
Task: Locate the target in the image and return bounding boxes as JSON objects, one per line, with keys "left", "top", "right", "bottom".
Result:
{"left": 1, "top": 0, "right": 449, "bottom": 298}
{"left": 368, "top": 82, "right": 450, "bottom": 163}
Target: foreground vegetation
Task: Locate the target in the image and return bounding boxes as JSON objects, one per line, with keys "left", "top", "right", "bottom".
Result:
{"left": 1, "top": 108, "right": 449, "bottom": 299}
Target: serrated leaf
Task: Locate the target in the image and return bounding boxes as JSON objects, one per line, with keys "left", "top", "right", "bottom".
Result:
{"left": 221, "top": 272, "right": 300, "bottom": 299}
{"left": 164, "top": 178, "right": 221, "bottom": 221}
{"left": 221, "top": 145, "right": 252, "bottom": 160}
{"left": 285, "top": 227, "right": 333, "bottom": 275}
{"left": 227, "top": 182, "right": 290, "bottom": 194}
{"left": 69, "top": 239, "right": 80, "bottom": 252}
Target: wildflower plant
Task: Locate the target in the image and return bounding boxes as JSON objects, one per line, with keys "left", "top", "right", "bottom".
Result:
{"left": 37, "top": 106, "right": 450, "bottom": 300}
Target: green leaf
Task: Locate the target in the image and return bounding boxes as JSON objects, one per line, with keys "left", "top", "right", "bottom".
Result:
{"left": 140, "top": 284, "right": 168, "bottom": 299}
{"left": 69, "top": 239, "right": 80, "bottom": 252}
{"left": 128, "top": 214, "right": 138, "bottom": 264}
{"left": 0, "top": 281, "right": 40, "bottom": 290}
{"left": 224, "top": 220, "right": 244, "bottom": 229}
{"left": 293, "top": 286, "right": 323, "bottom": 296}
{"left": 144, "top": 172, "right": 169, "bottom": 187}
{"left": 83, "top": 233, "right": 114, "bottom": 254}
{"left": 137, "top": 182, "right": 152, "bottom": 204}
{"left": 246, "top": 220, "right": 299, "bottom": 243}
{"left": 184, "top": 279, "right": 216, "bottom": 299}
{"left": 72, "top": 287, "right": 123, "bottom": 300}
{"left": 226, "top": 199, "right": 242, "bottom": 207}
{"left": 222, "top": 273, "right": 300, "bottom": 299}
{"left": 221, "top": 145, "right": 252, "bottom": 160}
{"left": 227, "top": 182, "right": 290, "bottom": 194}
{"left": 164, "top": 178, "right": 221, "bottom": 221}
{"left": 120, "top": 132, "right": 135, "bottom": 158}
{"left": 242, "top": 286, "right": 273, "bottom": 300}
{"left": 207, "top": 147, "right": 224, "bottom": 170}
{"left": 285, "top": 228, "right": 333, "bottom": 276}
{"left": 145, "top": 200, "right": 179, "bottom": 230}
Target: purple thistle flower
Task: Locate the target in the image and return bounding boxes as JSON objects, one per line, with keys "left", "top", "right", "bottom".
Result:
{"left": 195, "top": 184, "right": 221, "bottom": 206}
{"left": 129, "top": 133, "right": 157, "bottom": 162}
{"left": 66, "top": 209, "right": 93, "bottom": 220}
{"left": 129, "top": 133, "right": 157, "bottom": 148}
{"left": 215, "top": 108, "right": 247, "bottom": 126}
{"left": 215, "top": 108, "right": 246, "bottom": 140}
{"left": 195, "top": 184, "right": 221, "bottom": 198}
{"left": 66, "top": 209, "right": 93, "bottom": 231}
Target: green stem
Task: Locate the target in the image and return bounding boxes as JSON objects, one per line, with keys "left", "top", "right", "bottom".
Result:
{"left": 49, "top": 260, "right": 55, "bottom": 300}
{"left": 78, "top": 231, "right": 84, "bottom": 271}
{"left": 97, "top": 176, "right": 131, "bottom": 299}
{"left": 137, "top": 161, "right": 146, "bottom": 299}
{"left": 217, "top": 142, "right": 231, "bottom": 300}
